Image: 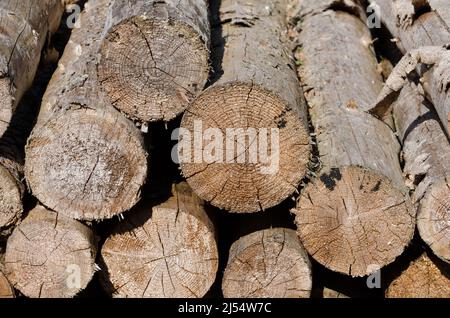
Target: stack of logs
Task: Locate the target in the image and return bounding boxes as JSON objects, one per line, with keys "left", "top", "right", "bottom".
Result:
{"left": 0, "top": 0, "right": 448, "bottom": 298}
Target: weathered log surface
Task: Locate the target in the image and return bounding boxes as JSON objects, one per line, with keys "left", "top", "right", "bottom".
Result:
{"left": 369, "top": 0, "right": 450, "bottom": 51}
{"left": 222, "top": 228, "right": 312, "bottom": 298}
{"left": 291, "top": 1, "right": 415, "bottom": 277}
{"left": 180, "top": 0, "right": 310, "bottom": 213}
{"left": 386, "top": 252, "right": 450, "bottom": 298}
{"left": 391, "top": 81, "right": 450, "bottom": 263}
{"left": 370, "top": 46, "right": 450, "bottom": 136}
{"left": 4, "top": 205, "right": 97, "bottom": 298}
{"left": 100, "top": 183, "right": 218, "bottom": 298}
{"left": 369, "top": 0, "right": 450, "bottom": 134}
{"left": 98, "top": 0, "right": 210, "bottom": 122}
{"left": 0, "top": 0, "right": 70, "bottom": 236}
{"left": 25, "top": 0, "right": 148, "bottom": 221}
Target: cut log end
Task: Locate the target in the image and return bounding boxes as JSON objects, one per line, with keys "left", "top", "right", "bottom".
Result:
{"left": 4, "top": 205, "right": 97, "bottom": 298}
{"left": 0, "top": 271, "right": 14, "bottom": 298}
{"left": 98, "top": 16, "right": 209, "bottom": 123}
{"left": 386, "top": 253, "right": 450, "bottom": 298}
{"left": 418, "top": 180, "right": 450, "bottom": 263}
{"left": 0, "top": 165, "right": 22, "bottom": 235}
{"left": 100, "top": 183, "right": 218, "bottom": 298}
{"left": 222, "top": 228, "right": 312, "bottom": 298}
{"left": 25, "top": 108, "right": 147, "bottom": 221}
{"left": 181, "top": 83, "right": 310, "bottom": 213}
{"left": 294, "top": 166, "right": 415, "bottom": 277}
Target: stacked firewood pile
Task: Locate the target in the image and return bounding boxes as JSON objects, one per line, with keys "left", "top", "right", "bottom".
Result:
{"left": 0, "top": 0, "right": 448, "bottom": 298}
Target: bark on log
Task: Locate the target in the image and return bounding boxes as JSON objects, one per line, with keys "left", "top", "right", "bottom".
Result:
{"left": 291, "top": 1, "right": 415, "bottom": 277}
{"left": 98, "top": 0, "right": 210, "bottom": 123}
{"left": 222, "top": 228, "right": 312, "bottom": 298}
{"left": 100, "top": 182, "right": 218, "bottom": 298}
{"left": 369, "top": 0, "right": 450, "bottom": 135}
{"left": 180, "top": 0, "right": 310, "bottom": 213}
{"left": 0, "top": 270, "right": 14, "bottom": 298}
{"left": 391, "top": 82, "right": 450, "bottom": 263}
{"left": 25, "top": 0, "right": 148, "bottom": 221}
{"left": 386, "top": 252, "right": 450, "bottom": 298}
{"left": 4, "top": 205, "right": 97, "bottom": 298}
{"left": 0, "top": 0, "right": 70, "bottom": 235}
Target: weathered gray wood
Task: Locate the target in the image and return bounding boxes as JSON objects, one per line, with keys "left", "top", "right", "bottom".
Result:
{"left": 180, "top": 0, "right": 310, "bottom": 213}
{"left": 0, "top": 0, "right": 71, "bottom": 236}
{"left": 98, "top": 0, "right": 210, "bottom": 123}
{"left": 25, "top": 0, "right": 148, "bottom": 221}
{"left": 370, "top": 45, "right": 450, "bottom": 136}
{"left": 4, "top": 205, "right": 97, "bottom": 298}
{"left": 291, "top": 1, "right": 415, "bottom": 277}
{"left": 222, "top": 228, "right": 312, "bottom": 298}
{"left": 369, "top": 0, "right": 450, "bottom": 134}
{"left": 100, "top": 183, "right": 218, "bottom": 298}
{"left": 391, "top": 82, "right": 450, "bottom": 264}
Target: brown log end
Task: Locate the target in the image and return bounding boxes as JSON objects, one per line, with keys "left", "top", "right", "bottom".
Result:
{"left": 222, "top": 228, "right": 312, "bottom": 298}
{"left": 0, "top": 270, "right": 14, "bottom": 298}
{"left": 180, "top": 83, "right": 310, "bottom": 213}
{"left": 294, "top": 166, "right": 415, "bottom": 277}
{"left": 100, "top": 183, "right": 218, "bottom": 298}
{"left": 386, "top": 253, "right": 450, "bottom": 298}
{"left": 4, "top": 205, "right": 97, "bottom": 298}
{"left": 25, "top": 108, "right": 148, "bottom": 221}
{"left": 0, "top": 165, "right": 23, "bottom": 236}
{"left": 418, "top": 180, "right": 450, "bottom": 263}
{"left": 98, "top": 16, "right": 209, "bottom": 123}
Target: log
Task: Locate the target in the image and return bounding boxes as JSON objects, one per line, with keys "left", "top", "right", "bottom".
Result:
{"left": 100, "top": 182, "right": 218, "bottom": 298}
{"left": 25, "top": 0, "right": 148, "bottom": 221}
{"left": 369, "top": 0, "right": 450, "bottom": 135}
{"left": 180, "top": 0, "right": 311, "bottom": 213}
{"left": 390, "top": 81, "right": 450, "bottom": 263}
{"left": 291, "top": 1, "right": 415, "bottom": 277}
{"left": 386, "top": 252, "right": 450, "bottom": 298}
{"left": 370, "top": 46, "right": 450, "bottom": 136}
{"left": 0, "top": 0, "right": 69, "bottom": 235}
{"left": 4, "top": 205, "right": 97, "bottom": 298}
{"left": 222, "top": 228, "right": 312, "bottom": 298}
{"left": 0, "top": 270, "right": 14, "bottom": 298}
{"left": 98, "top": 0, "right": 210, "bottom": 123}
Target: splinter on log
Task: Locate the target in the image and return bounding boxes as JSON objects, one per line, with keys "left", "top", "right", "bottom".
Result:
{"left": 100, "top": 183, "right": 218, "bottom": 298}
{"left": 180, "top": 0, "right": 310, "bottom": 213}
{"left": 386, "top": 252, "right": 450, "bottom": 298}
{"left": 0, "top": 271, "right": 14, "bottom": 298}
{"left": 98, "top": 0, "right": 210, "bottom": 122}
{"left": 368, "top": 0, "right": 450, "bottom": 135}
{"left": 25, "top": 0, "right": 148, "bottom": 221}
{"left": 222, "top": 228, "right": 312, "bottom": 298}
{"left": 0, "top": 0, "right": 73, "bottom": 236}
{"left": 291, "top": 0, "right": 415, "bottom": 277}
{"left": 389, "top": 82, "right": 450, "bottom": 263}
{"left": 370, "top": 45, "right": 450, "bottom": 136}
{"left": 4, "top": 205, "right": 97, "bottom": 298}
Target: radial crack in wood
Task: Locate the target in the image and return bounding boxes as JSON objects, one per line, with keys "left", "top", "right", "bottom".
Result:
{"left": 100, "top": 183, "right": 218, "bottom": 298}
{"left": 222, "top": 228, "right": 312, "bottom": 298}
{"left": 291, "top": 1, "right": 415, "bottom": 277}
{"left": 4, "top": 205, "right": 97, "bottom": 298}
{"left": 180, "top": 0, "right": 310, "bottom": 213}
{"left": 98, "top": 0, "right": 210, "bottom": 123}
